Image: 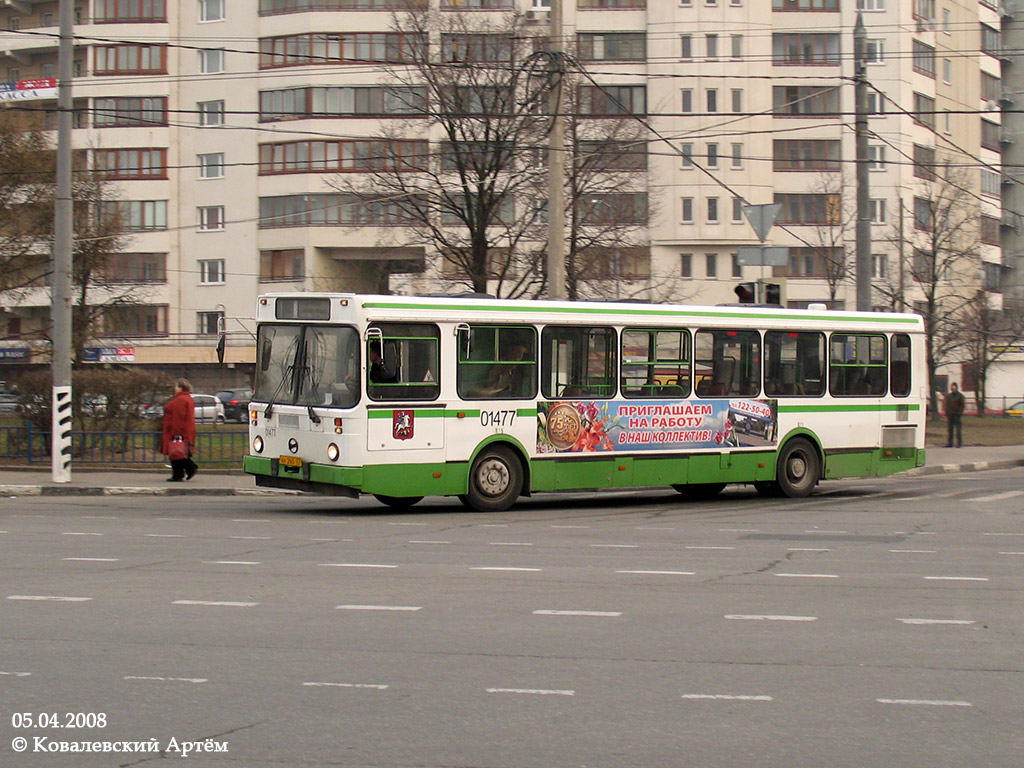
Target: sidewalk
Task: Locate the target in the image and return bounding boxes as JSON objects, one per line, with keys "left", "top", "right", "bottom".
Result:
{"left": 0, "top": 445, "right": 1020, "bottom": 496}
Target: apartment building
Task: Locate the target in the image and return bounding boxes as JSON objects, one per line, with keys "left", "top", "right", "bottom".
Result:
{"left": 0, "top": 0, "right": 1011, "bottom": 388}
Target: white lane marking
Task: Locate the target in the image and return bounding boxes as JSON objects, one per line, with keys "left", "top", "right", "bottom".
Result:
{"left": 336, "top": 604, "right": 422, "bottom": 612}
{"left": 124, "top": 676, "right": 207, "bottom": 683}
{"left": 533, "top": 610, "right": 622, "bottom": 617}
{"left": 776, "top": 573, "right": 839, "bottom": 579}
{"left": 973, "top": 491, "right": 1024, "bottom": 503}
{"left": 787, "top": 548, "right": 833, "bottom": 552}
{"left": 897, "top": 618, "right": 976, "bottom": 625}
{"left": 891, "top": 549, "right": 937, "bottom": 554}
{"left": 231, "top": 536, "right": 271, "bottom": 540}
{"left": 687, "top": 546, "right": 735, "bottom": 550}
{"left": 81, "top": 515, "right": 117, "bottom": 520}
{"left": 725, "top": 614, "right": 818, "bottom": 622}
{"left": 999, "top": 551, "right": 1024, "bottom": 555}
{"left": 318, "top": 563, "right": 398, "bottom": 569}
{"left": 61, "top": 532, "right": 103, "bottom": 536}
{"left": 0, "top": 671, "right": 32, "bottom": 677}
{"left": 682, "top": 694, "right": 772, "bottom": 702}
{"left": 302, "top": 682, "right": 389, "bottom": 690}
{"left": 472, "top": 567, "right": 543, "bottom": 572}
{"left": 486, "top": 688, "right": 574, "bottom": 696}
{"left": 204, "top": 560, "right": 261, "bottom": 565}
{"left": 552, "top": 525, "right": 591, "bottom": 529}
{"left": 172, "top": 600, "right": 258, "bottom": 607}
{"left": 145, "top": 534, "right": 184, "bottom": 538}
{"left": 479, "top": 524, "right": 509, "bottom": 528}
{"left": 232, "top": 519, "right": 272, "bottom": 523}
{"left": 409, "top": 540, "right": 451, "bottom": 545}
{"left": 8, "top": 595, "right": 92, "bottom": 602}
{"left": 62, "top": 557, "right": 119, "bottom": 562}
{"left": 982, "top": 532, "right": 1024, "bottom": 536}
{"left": 616, "top": 570, "right": 695, "bottom": 576}
{"left": 590, "top": 544, "right": 638, "bottom": 549}
{"left": 929, "top": 490, "right": 972, "bottom": 499}
{"left": 877, "top": 698, "right": 972, "bottom": 707}
{"left": 490, "top": 542, "right": 534, "bottom": 547}
{"left": 924, "top": 576, "right": 989, "bottom": 582}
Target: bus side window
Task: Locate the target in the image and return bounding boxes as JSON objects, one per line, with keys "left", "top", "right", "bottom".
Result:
{"left": 541, "top": 325, "right": 616, "bottom": 399}
{"left": 890, "top": 334, "right": 911, "bottom": 397}
{"left": 457, "top": 325, "right": 537, "bottom": 400}
{"left": 765, "top": 330, "right": 824, "bottom": 397}
{"left": 367, "top": 323, "right": 440, "bottom": 401}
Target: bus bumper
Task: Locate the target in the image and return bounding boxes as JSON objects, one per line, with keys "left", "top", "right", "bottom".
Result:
{"left": 244, "top": 455, "right": 363, "bottom": 497}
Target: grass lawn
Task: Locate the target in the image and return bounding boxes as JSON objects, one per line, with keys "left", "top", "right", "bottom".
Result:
{"left": 926, "top": 416, "right": 1024, "bottom": 447}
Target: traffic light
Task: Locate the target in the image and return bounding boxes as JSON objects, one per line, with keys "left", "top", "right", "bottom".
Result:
{"left": 762, "top": 282, "right": 782, "bottom": 305}
{"left": 734, "top": 282, "right": 756, "bottom": 303}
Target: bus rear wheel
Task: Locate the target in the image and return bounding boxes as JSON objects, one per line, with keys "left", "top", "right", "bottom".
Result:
{"left": 459, "top": 446, "right": 523, "bottom": 512}
{"left": 373, "top": 494, "right": 423, "bottom": 509}
{"left": 776, "top": 438, "right": 820, "bottom": 498}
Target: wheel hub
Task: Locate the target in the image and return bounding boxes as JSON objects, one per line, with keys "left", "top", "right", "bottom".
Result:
{"left": 477, "top": 459, "right": 509, "bottom": 497}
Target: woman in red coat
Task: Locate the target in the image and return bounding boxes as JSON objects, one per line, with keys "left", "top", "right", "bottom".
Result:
{"left": 162, "top": 378, "right": 197, "bottom": 481}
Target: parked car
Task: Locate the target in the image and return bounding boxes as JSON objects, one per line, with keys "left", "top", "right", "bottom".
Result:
{"left": 0, "top": 392, "right": 20, "bottom": 414}
{"left": 1004, "top": 401, "right": 1024, "bottom": 417}
{"left": 215, "top": 388, "right": 253, "bottom": 423}
{"left": 141, "top": 394, "right": 225, "bottom": 424}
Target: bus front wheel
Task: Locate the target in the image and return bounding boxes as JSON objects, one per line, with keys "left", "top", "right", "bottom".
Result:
{"left": 459, "top": 446, "right": 523, "bottom": 512}
{"left": 776, "top": 438, "right": 820, "bottom": 498}
{"left": 373, "top": 494, "right": 423, "bottom": 509}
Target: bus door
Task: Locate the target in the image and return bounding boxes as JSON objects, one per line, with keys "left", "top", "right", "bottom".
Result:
{"left": 827, "top": 333, "right": 887, "bottom": 474}
{"left": 365, "top": 323, "right": 446, "bottom": 458}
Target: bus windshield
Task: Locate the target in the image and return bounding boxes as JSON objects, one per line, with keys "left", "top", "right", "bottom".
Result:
{"left": 255, "top": 324, "right": 359, "bottom": 408}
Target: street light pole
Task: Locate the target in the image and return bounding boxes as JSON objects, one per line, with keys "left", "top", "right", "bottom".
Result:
{"left": 51, "top": 0, "right": 74, "bottom": 483}
{"left": 854, "top": 12, "right": 873, "bottom": 312}
{"left": 546, "top": 0, "right": 566, "bottom": 300}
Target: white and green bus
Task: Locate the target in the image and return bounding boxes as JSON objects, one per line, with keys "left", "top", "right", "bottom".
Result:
{"left": 243, "top": 292, "right": 926, "bottom": 511}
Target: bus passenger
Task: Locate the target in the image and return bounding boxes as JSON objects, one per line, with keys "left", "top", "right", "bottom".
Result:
{"left": 368, "top": 341, "right": 398, "bottom": 384}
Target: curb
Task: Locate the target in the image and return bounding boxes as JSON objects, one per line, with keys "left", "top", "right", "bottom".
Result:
{"left": 901, "top": 458, "right": 1024, "bottom": 477}
{"left": 0, "top": 485, "right": 305, "bottom": 497}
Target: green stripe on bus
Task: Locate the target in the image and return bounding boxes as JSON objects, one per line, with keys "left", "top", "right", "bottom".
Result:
{"left": 365, "top": 408, "right": 536, "bottom": 418}
{"left": 779, "top": 403, "right": 921, "bottom": 413}
{"left": 362, "top": 301, "right": 920, "bottom": 325}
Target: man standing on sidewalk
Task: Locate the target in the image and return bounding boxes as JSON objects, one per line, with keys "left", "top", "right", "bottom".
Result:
{"left": 945, "top": 382, "right": 966, "bottom": 448}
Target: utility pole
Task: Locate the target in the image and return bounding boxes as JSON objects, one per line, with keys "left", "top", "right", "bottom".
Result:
{"left": 854, "top": 12, "right": 872, "bottom": 312}
{"left": 546, "top": 0, "right": 566, "bottom": 300}
{"left": 51, "top": 0, "right": 74, "bottom": 482}
{"left": 898, "top": 198, "right": 905, "bottom": 312}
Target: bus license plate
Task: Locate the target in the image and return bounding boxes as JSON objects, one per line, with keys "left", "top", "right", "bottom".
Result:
{"left": 279, "top": 455, "right": 302, "bottom": 468}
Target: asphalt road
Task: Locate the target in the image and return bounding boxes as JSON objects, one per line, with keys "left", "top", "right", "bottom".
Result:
{"left": 2, "top": 469, "right": 1023, "bottom": 768}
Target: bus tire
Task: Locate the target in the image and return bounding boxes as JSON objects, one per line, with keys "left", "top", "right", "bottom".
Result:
{"left": 776, "top": 438, "right": 819, "bottom": 498}
{"left": 672, "top": 482, "right": 726, "bottom": 499}
{"left": 373, "top": 494, "right": 423, "bottom": 509}
{"left": 459, "top": 445, "right": 523, "bottom": 512}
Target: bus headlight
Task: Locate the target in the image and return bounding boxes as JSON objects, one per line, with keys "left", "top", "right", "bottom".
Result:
{"left": 253, "top": 436, "right": 264, "bottom": 454}
{"left": 327, "top": 443, "right": 340, "bottom": 462}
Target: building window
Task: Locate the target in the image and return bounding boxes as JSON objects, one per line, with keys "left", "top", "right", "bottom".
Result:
{"left": 102, "top": 253, "right": 167, "bottom": 283}
{"left": 981, "top": 25, "right": 1000, "bottom": 59}
{"left": 981, "top": 119, "right": 1001, "bottom": 152}
{"left": 94, "top": 44, "right": 167, "bottom": 75}
{"left": 682, "top": 197, "right": 694, "bottom": 223}
{"left": 867, "top": 145, "right": 885, "bottom": 171}
{"left": 104, "top": 305, "right": 168, "bottom": 336}
{"left": 731, "top": 88, "right": 742, "bottom": 113}
{"left": 198, "top": 100, "right": 225, "bottom": 126}
{"left": 579, "top": 85, "right": 646, "bottom": 116}
{"left": 912, "top": 92, "right": 935, "bottom": 128}
{"left": 981, "top": 169, "right": 1001, "bottom": 198}
{"left": 772, "top": 33, "right": 840, "bottom": 66}
{"left": 198, "top": 152, "right": 225, "bottom": 179}
{"left": 706, "top": 143, "right": 718, "bottom": 168}
{"left": 681, "top": 143, "right": 694, "bottom": 168}
{"left": 260, "top": 249, "right": 304, "bottom": 281}
{"left": 681, "top": 34, "right": 692, "bottom": 59}
{"left": 199, "top": 206, "right": 225, "bottom": 231}
{"left": 913, "top": 144, "right": 936, "bottom": 180}
{"left": 773, "top": 139, "right": 841, "bottom": 171}
{"left": 94, "top": 0, "right": 167, "bottom": 22}
{"left": 578, "top": 33, "right": 646, "bottom": 61}
{"left": 732, "top": 197, "right": 743, "bottom": 222}
{"left": 706, "top": 89, "right": 718, "bottom": 113}
{"left": 731, "top": 35, "right": 742, "bottom": 59}
{"left": 913, "top": 197, "right": 932, "bottom": 231}
{"left": 912, "top": 40, "right": 935, "bottom": 78}
{"left": 199, "top": 0, "right": 225, "bottom": 22}
{"left": 707, "top": 197, "right": 719, "bottom": 223}
{"left": 869, "top": 199, "right": 886, "bottom": 224}
{"left": 731, "top": 252, "right": 741, "bottom": 277}
{"left": 259, "top": 86, "right": 426, "bottom": 120}
{"left": 200, "top": 48, "right": 225, "bottom": 74}
{"left": 705, "top": 252, "right": 717, "bottom": 278}
{"left": 866, "top": 91, "right": 886, "bottom": 116}
{"left": 731, "top": 143, "right": 743, "bottom": 169}
{"left": 261, "top": 139, "right": 428, "bottom": 174}
{"left": 856, "top": 0, "right": 884, "bottom": 10}
{"left": 261, "top": 33, "right": 425, "bottom": 69}
{"left": 706, "top": 34, "right": 718, "bottom": 60}
{"left": 774, "top": 0, "right": 839, "bottom": 8}
{"left": 981, "top": 215, "right": 1000, "bottom": 245}
{"left": 774, "top": 193, "right": 841, "bottom": 225}
{"left": 198, "top": 311, "right": 224, "bottom": 335}
{"left": 913, "top": 0, "right": 934, "bottom": 20}
{"left": 98, "top": 200, "right": 167, "bottom": 230}
{"left": 681, "top": 253, "right": 692, "bottom": 277}
{"left": 872, "top": 253, "right": 886, "bottom": 279}
{"left": 581, "top": 194, "right": 648, "bottom": 225}
{"left": 942, "top": 58, "right": 951, "bottom": 84}
{"left": 773, "top": 86, "right": 839, "bottom": 116}
{"left": 682, "top": 89, "right": 693, "bottom": 113}
{"left": 199, "top": 259, "right": 225, "bottom": 284}
{"left": 94, "top": 148, "right": 167, "bottom": 179}
{"left": 982, "top": 72, "right": 1000, "bottom": 103}
{"left": 865, "top": 38, "right": 884, "bottom": 64}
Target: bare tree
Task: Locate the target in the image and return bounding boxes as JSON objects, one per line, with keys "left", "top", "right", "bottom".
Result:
{"left": 954, "top": 292, "right": 1024, "bottom": 415}
{"left": 877, "top": 171, "right": 982, "bottom": 414}
{"left": 805, "top": 172, "right": 853, "bottom": 305}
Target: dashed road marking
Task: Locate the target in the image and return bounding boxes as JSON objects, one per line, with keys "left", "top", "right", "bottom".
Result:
{"left": 719, "top": 528, "right": 760, "bottom": 532}
{"left": 787, "top": 548, "right": 833, "bottom": 552}
{"left": 590, "top": 544, "right": 638, "bottom": 549}
{"left": 145, "top": 534, "right": 184, "bottom": 538}
{"left": 318, "top": 563, "right": 398, "bottom": 569}
{"left": 0, "top": 671, "right": 32, "bottom": 677}
{"left": 487, "top": 688, "right": 574, "bottom": 696}
{"left": 409, "top": 540, "right": 451, "bottom": 545}
{"left": 533, "top": 609, "right": 622, "bottom": 617}
{"left": 472, "top": 567, "right": 543, "bottom": 572}
{"left": 776, "top": 573, "right": 839, "bottom": 579}
{"left": 725, "top": 614, "right": 818, "bottom": 622}
{"left": 231, "top": 536, "right": 271, "bottom": 540}
{"left": 388, "top": 522, "right": 427, "bottom": 527}
{"left": 891, "top": 549, "right": 937, "bottom": 554}
{"left": 973, "top": 491, "right": 1024, "bottom": 503}
{"left": 924, "top": 576, "right": 989, "bottom": 582}
{"left": 982, "top": 532, "right": 1024, "bottom": 536}
{"left": 687, "top": 546, "right": 735, "bottom": 550}
{"left": 877, "top": 698, "right": 972, "bottom": 707}
{"left": 8, "top": 595, "right": 92, "bottom": 602}
{"left": 62, "top": 557, "right": 119, "bottom": 562}
{"left": 124, "top": 676, "right": 207, "bottom": 683}
{"left": 552, "top": 525, "right": 591, "bottom": 529}
{"left": 490, "top": 542, "right": 534, "bottom": 547}
{"left": 336, "top": 604, "right": 422, "bottom": 612}
{"left": 205, "top": 560, "right": 261, "bottom": 565}
{"left": 61, "top": 532, "right": 103, "bottom": 536}
{"left": 897, "top": 618, "right": 976, "bottom": 625}
{"left": 999, "top": 551, "right": 1024, "bottom": 555}
{"left": 172, "top": 600, "right": 258, "bottom": 607}
{"left": 303, "top": 682, "right": 389, "bottom": 690}
{"left": 682, "top": 694, "right": 772, "bottom": 702}
{"left": 231, "top": 519, "right": 272, "bottom": 523}
{"left": 616, "top": 570, "right": 695, "bottom": 576}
